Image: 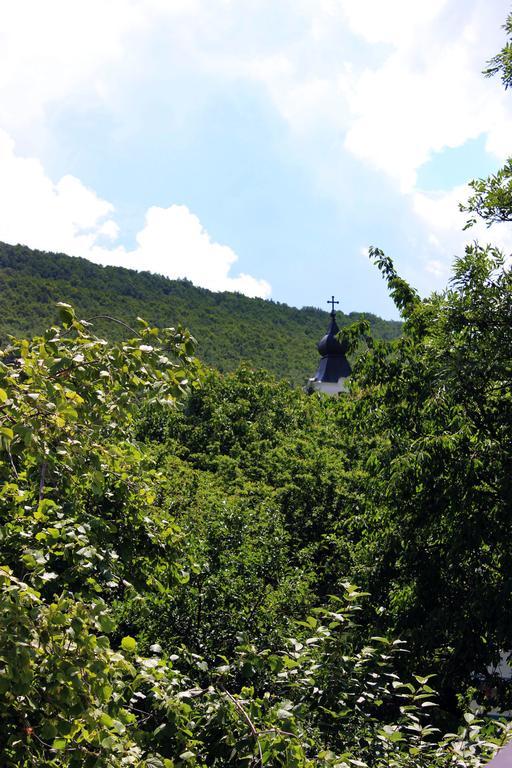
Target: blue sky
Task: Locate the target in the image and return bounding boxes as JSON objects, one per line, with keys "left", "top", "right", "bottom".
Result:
{"left": 1, "top": 0, "right": 511, "bottom": 319}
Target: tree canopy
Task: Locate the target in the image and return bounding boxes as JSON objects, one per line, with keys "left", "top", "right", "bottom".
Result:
{"left": 0, "top": 304, "right": 510, "bottom": 766}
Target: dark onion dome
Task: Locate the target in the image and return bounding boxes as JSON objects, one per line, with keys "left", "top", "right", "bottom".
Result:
{"left": 313, "top": 313, "right": 351, "bottom": 384}
{"left": 317, "top": 314, "right": 349, "bottom": 357}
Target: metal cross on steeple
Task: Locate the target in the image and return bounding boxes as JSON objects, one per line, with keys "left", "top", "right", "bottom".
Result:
{"left": 327, "top": 295, "right": 339, "bottom": 314}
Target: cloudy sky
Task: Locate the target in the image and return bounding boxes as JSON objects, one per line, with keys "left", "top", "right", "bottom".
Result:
{"left": 1, "top": 0, "right": 511, "bottom": 318}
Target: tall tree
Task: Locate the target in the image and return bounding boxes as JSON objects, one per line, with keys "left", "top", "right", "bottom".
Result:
{"left": 461, "top": 12, "right": 512, "bottom": 228}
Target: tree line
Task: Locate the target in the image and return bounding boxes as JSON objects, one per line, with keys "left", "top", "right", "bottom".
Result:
{"left": 0, "top": 242, "right": 401, "bottom": 388}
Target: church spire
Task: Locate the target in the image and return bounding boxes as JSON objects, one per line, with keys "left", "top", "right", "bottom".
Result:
{"left": 306, "top": 296, "right": 351, "bottom": 396}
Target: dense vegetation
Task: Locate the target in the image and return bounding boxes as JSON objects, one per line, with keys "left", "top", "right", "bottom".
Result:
{"left": 1, "top": 281, "right": 510, "bottom": 767}
{"left": 1, "top": 11, "right": 512, "bottom": 768}
{"left": 0, "top": 242, "right": 401, "bottom": 387}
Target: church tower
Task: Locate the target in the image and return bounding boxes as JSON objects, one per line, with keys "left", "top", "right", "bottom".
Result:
{"left": 306, "top": 296, "right": 351, "bottom": 396}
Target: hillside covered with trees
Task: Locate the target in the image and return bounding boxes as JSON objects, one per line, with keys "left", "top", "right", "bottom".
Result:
{"left": 0, "top": 242, "right": 401, "bottom": 387}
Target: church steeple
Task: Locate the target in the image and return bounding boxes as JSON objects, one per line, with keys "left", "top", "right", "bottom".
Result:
{"left": 306, "top": 296, "right": 351, "bottom": 396}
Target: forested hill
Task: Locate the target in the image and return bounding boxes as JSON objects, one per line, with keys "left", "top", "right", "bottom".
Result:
{"left": 0, "top": 241, "right": 401, "bottom": 384}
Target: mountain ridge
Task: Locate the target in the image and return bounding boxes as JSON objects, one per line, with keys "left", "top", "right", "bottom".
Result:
{"left": 0, "top": 241, "right": 402, "bottom": 384}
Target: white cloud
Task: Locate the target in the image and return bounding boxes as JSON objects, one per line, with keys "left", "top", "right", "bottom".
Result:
{"left": 0, "top": 129, "right": 117, "bottom": 256}
{"left": 2, "top": 0, "right": 510, "bottom": 191}
{"left": 102, "top": 205, "right": 271, "bottom": 298}
{"left": 182, "top": 0, "right": 512, "bottom": 194}
{"left": 0, "top": 2, "right": 139, "bottom": 133}
{"left": 425, "top": 259, "right": 449, "bottom": 279}
{"left": 412, "top": 183, "right": 512, "bottom": 276}
{"left": 339, "top": 0, "right": 512, "bottom": 190}
{"left": 0, "top": 131, "right": 270, "bottom": 298}
{"left": 413, "top": 185, "right": 469, "bottom": 235}
{"left": 338, "top": 0, "right": 449, "bottom": 46}
{"left": 0, "top": 0, "right": 208, "bottom": 146}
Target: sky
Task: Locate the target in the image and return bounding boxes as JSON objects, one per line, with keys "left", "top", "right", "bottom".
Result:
{"left": 1, "top": 1, "right": 511, "bottom": 319}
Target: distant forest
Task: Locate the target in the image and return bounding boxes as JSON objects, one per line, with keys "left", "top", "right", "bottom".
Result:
{"left": 0, "top": 241, "right": 402, "bottom": 385}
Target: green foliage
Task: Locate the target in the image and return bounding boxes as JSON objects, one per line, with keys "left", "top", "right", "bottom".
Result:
{"left": 340, "top": 244, "right": 512, "bottom": 705}
{"left": 0, "top": 311, "right": 200, "bottom": 765}
{"left": 0, "top": 309, "right": 506, "bottom": 766}
{"left": 122, "top": 242, "right": 512, "bottom": 714}
{"left": 484, "top": 11, "right": 512, "bottom": 89}
{"left": 0, "top": 241, "right": 402, "bottom": 386}
{"left": 368, "top": 248, "right": 419, "bottom": 319}
{"left": 461, "top": 13, "right": 512, "bottom": 229}
{"left": 123, "top": 367, "right": 348, "bottom": 657}
{"left": 460, "top": 158, "right": 512, "bottom": 228}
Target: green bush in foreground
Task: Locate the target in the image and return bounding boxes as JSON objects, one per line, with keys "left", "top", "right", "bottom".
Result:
{"left": 0, "top": 307, "right": 509, "bottom": 766}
